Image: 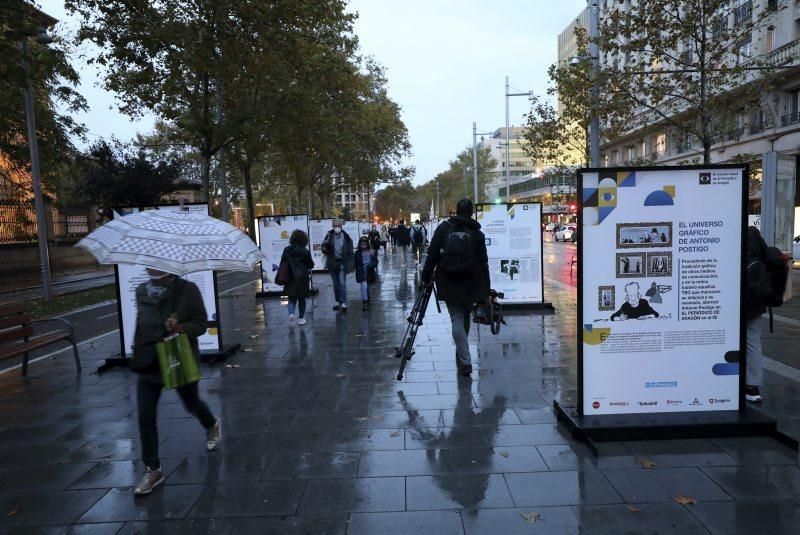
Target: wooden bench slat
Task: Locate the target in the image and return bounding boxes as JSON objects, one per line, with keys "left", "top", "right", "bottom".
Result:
{"left": 0, "top": 326, "right": 34, "bottom": 344}
{"left": 0, "top": 332, "right": 72, "bottom": 361}
{"left": 0, "top": 314, "right": 30, "bottom": 330}
{"left": 0, "top": 303, "right": 27, "bottom": 316}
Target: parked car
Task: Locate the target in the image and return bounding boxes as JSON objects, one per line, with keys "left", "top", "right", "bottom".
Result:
{"left": 554, "top": 225, "right": 576, "bottom": 242}
{"left": 545, "top": 223, "right": 556, "bottom": 232}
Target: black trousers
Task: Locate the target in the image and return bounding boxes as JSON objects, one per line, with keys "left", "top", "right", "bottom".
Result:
{"left": 137, "top": 376, "right": 216, "bottom": 470}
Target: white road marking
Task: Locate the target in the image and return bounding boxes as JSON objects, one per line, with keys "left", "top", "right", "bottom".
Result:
{"left": 97, "top": 311, "right": 118, "bottom": 320}
{"left": 219, "top": 279, "right": 258, "bottom": 295}
{"left": 57, "top": 299, "right": 117, "bottom": 318}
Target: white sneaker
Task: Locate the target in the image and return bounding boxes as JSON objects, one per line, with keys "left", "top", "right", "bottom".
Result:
{"left": 341, "top": 303, "right": 348, "bottom": 310}
{"left": 206, "top": 417, "right": 222, "bottom": 451}
{"left": 289, "top": 314, "right": 296, "bottom": 323}
{"left": 298, "top": 318, "right": 307, "bottom": 326}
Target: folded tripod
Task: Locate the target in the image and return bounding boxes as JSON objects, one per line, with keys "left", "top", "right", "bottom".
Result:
{"left": 395, "top": 278, "right": 440, "bottom": 381}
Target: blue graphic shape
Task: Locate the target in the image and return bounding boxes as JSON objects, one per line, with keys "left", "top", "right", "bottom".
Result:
{"left": 712, "top": 362, "right": 740, "bottom": 375}
{"left": 212, "top": 312, "right": 217, "bottom": 320}
{"left": 644, "top": 190, "right": 674, "bottom": 206}
{"left": 271, "top": 263, "right": 279, "bottom": 271}
{"left": 618, "top": 171, "right": 636, "bottom": 187}
{"left": 583, "top": 187, "right": 598, "bottom": 204}
{"left": 601, "top": 192, "right": 615, "bottom": 202}
{"left": 584, "top": 324, "right": 593, "bottom": 331}
{"left": 597, "top": 206, "right": 615, "bottom": 224}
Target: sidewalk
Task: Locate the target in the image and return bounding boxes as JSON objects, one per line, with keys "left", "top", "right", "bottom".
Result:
{"left": 0, "top": 252, "right": 796, "bottom": 533}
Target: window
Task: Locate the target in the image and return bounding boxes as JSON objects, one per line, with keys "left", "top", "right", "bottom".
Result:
{"left": 638, "top": 140, "right": 646, "bottom": 158}
{"left": 766, "top": 27, "right": 775, "bottom": 53}
{"left": 625, "top": 146, "right": 634, "bottom": 162}
{"left": 610, "top": 150, "right": 618, "bottom": 164}
{"left": 733, "top": 0, "right": 753, "bottom": 27}
{"left": 737, "top": 39, "right": 752, "bottom": 65}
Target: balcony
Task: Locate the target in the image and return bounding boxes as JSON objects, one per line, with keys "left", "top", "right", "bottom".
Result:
{"left": 749, "top": 120, "right": 766, "bottom": 135}
{"left": 733, "top": 1, "right": 753, "bottom": 26}
{"left": 650, "top": 150, "right": 666, "bottom": 161}
{"left": 781, "top": 112, "right": 800, "bottom": 127}
{"left": 763, "top": 38, "right": 800, "bottom": 67}
{"left": 675, "top": 143, "right": 691, "bottom": 154}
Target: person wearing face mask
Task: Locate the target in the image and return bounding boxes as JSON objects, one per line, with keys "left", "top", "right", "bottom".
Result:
{"left": 354, "top": 236, "right": 379, "bottom": 310}
{"left": 321, "top": 219, "right": 354, "bottom": 310}
{"left": 610, "top": 282, "right": 659, "bottom": 321}
{"left": 130, "top": 268, "right": 221, "bottom": 496}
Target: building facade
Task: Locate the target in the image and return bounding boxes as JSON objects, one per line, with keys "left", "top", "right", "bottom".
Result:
{"left": 481, "top": 127, "right": 556, "bottom": 200}
{"left": 596, "top": 1, "right": 800, "bottom": 188}
{"left": 557, "top": 7, "right": 589, "bottom": 113}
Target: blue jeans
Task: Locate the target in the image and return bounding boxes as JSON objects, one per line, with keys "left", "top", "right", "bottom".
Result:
{"left": 331, "top": 262, "right": 347, "bottom": 304}
{"left": 287, "top": 297, "right": 306, "bottom": 318}
{"left": 360, "top": 281, "right": 369, "bottom": 301}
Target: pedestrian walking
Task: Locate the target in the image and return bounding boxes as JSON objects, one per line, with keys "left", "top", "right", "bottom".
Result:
{"left": 131, "top": 269, "right": 221, "bottom": 496}
{"left": 368, "top": 224, "right": 382, "bottom": 253}
{"left": 395, "top": 219, "right": 412, "bottom": 267}
{"left": 354, "top": 236, "right": 379, "bottom": 310}
{"left": 745, "top": 226, "right": 769, "bottom": 403}
{"left": 381, "top": 225, "right": 391, "bottom": 254}
{"left": 410, "top": 219, "right": 427, "bottom": 265}
{"left": 281, "top": 229, "right": 314, "bottom": 327}
{"left": 389, "top": 225, "right": 397, "bottom": 251}
{"left": 321, "top": 219, "right": 354, "bottom": 311}
{"left": 421, "top": 199, "right": 490, "bottom": 376}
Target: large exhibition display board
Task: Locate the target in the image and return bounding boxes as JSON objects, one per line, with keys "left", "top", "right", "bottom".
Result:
{"left": 476, "top": 203, "right": 544, "bottom": 305}
{"left": 309, "top": 218, "right": 334, "bottom": 271}
{"left": 578, "top": 166, "right": 746, "bottom": 416}
{"left": 257, "top": 215, "right": 309, "bottom": 293}
{"left": 112, "top": 204, "right": 222, "bottom": 358}
{"left": 343, "top": 220, "right": 360, "bottom": 242}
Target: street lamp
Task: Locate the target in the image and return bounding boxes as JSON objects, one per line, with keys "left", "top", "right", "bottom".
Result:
{"left": 472, "top": 123, "right": 493, "bottom": 203}
{"left": 504, "top": 76, "right": 534, "bottom": 202}
{"left": 21, "top": 25, "right": 55, "bottom": 301}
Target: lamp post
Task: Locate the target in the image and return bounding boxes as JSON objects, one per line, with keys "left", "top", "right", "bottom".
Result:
{"left": 504, "top": 77, "right": 534, "bottom": 202}
{"left": 21, "top": 28, "right": 54, "bottom": 301}
{"left": 588, "top": 1, "right": 601, "bottom": 167}
{"left": 472, "top": 122, "right": 493, "bottom": 203}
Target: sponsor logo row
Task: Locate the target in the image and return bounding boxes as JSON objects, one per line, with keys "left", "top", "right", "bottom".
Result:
{"left": 592, "top": 398, "right": 734, "bottom": 409}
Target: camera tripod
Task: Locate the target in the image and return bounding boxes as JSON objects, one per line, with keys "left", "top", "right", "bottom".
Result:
{"left": 395, "top": 279, "right": 440, "bottom": 381}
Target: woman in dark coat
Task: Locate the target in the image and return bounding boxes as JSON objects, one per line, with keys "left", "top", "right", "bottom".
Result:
{"left": 281, "top": 229, "right": 314, "bottom": 326}
{"left": 354, "top": 236, "right": 379, "bottom": 310}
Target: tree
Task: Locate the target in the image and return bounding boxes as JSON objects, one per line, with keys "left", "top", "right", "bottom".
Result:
{"left": 0, "top": 2, "right": 86, "bottom": 197}
{"left": 596, "top": 0, "right": 779, "bottom": 163}
{"left": 75, "top": 140, "right": 182, "bottom": 214}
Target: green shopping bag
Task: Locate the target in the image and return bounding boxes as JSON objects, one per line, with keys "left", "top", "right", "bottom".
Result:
{"left": 156, "top": 333, "right": 201, "bottom": 389}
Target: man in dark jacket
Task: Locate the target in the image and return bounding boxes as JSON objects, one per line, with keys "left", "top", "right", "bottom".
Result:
{"left": 421, "top": 199, "right": 490, "bottom": 376}
{"left": 131, "top": 270, "right": 220, "bottom": 496}
{"left": 322, "top": 219, "right": 354, "bottom": 310}
{"left": 745, "top": 226, "right": 768, "bottom": 402}
{"left": 395, "top": 219, "right": 412, "bottom": 267}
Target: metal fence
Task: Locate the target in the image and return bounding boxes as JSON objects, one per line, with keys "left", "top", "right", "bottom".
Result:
{"left": 0, "top": 201, "right": 89, "bottom": 245}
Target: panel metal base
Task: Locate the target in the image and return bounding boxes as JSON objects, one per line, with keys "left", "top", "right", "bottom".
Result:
{"left": 96, "top": 343, "right": 242, "bottom": 373}
{"left": 553, "top": 400, "right": 793, "bottom": 457}
{"left": 503, "top": 301, "right": 555, "bottom": 311}
{"left": 256, "top": 288, "right": 320, "bottom": 298}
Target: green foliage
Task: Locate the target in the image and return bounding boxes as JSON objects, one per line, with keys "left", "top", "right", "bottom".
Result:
{"left": 0, "top": 2, "right": 86, "bottom": 196}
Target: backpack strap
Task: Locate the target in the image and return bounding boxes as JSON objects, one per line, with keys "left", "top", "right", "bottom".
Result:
{"left": 769, "top": 307, "right": 774, "bottom": 334}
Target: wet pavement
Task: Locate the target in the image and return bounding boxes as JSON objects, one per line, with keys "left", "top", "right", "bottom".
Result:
{"left": 0, "top": 249, "right": 798, "bottom": 533}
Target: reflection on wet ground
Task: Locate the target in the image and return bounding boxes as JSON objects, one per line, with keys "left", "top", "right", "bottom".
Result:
{"left": 0, "top": 247, "right": 797, "bottom": 533}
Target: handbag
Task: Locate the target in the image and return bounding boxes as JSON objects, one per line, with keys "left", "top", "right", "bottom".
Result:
{"left": 275, "top": 258, "right": 292, "bottom": 286}
{"left": 156, "top": 333, "right": 201, "bottom": 389}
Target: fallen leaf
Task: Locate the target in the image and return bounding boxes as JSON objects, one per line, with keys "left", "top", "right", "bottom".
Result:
{"left": 636, "top": 458, "right": 658, "bottom": 469}
{"left": 334, "top": 373, "right": 345, "bottom": 378}
{"left": 248, "top": 334, "right": 259, "bottom": 339}
{"left": 242, "top": 348, "right": 252, "bottom": 352}
{"left": 234, "top": 328, "right": 241, "bottom": 332}
{"left": 627, "top": 505, "right": 640, "bottom": 513}
{"left": 499, "top": 451, "right": 510, "bottom": 458}
{"left": 519, "top": 512, "right": 541, "bottom": 523}
{"left": 7, "top": 506, "right": 19, "bottom": 516}
{"left": 389, "top": 431, "right": 400, "bottom": 437}
{"left": 674, "top": 495, "right": 697, "bottom": 506}
{"left": 225, "top": 364, "right": 240, "bottom": 368}
{"left": 354, "top": 417, "right": 369, "bottom": 422}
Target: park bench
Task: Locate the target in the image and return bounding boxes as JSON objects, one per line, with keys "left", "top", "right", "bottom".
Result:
{"left": 0, "top": 303, "right": 81, "bottom": 376}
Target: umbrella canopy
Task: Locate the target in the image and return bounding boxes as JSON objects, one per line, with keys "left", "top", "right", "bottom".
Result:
{"left": 76, "top": 210, "right": 263, "bottom": 275}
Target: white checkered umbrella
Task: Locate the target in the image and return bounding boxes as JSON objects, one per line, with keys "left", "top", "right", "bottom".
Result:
{"left": 76, "top": 210, "right": 263, "bottom": 275}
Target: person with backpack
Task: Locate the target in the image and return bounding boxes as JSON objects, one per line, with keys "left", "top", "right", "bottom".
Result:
{"left": 368, "top": 224, "right": 382, "bottom": 253}
{"left": 354, "top": 236, "right": 379, "bottom": 310}
{"left": 131, "top": 269, "right": 221, "bottom": 496}
{"left": 421, "top": 198, "right": 490, "bottom": 376}
{"left": 744, "top": 225, "right": 790, "bottom": 403}
{"left": 410, "top": 219, "right": 428, "bottom": 265}
{"left": 395, "top": 219, "right": 412, "bottom": 267}
{"left": 321, "top": 219, "right": 354, "bottom": 311}
{"left": 280, "top": 229, "right": 314, "bottom": 326}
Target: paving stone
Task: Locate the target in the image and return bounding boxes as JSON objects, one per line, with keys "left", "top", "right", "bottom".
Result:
{"left": 573, "top": 502, "right": 707, "bottom": 534}
{"left": 188, "top": 480, "right": 306, "bottom": 517}
{"left": 700, "top": 465, "right": 800, "bottom": 500}
{"left": 0, "top": 490, "right": 107, "bottom": 528}
{"left": 348, "top": 510, "right": 463, "bottom": 535}
{"left": 459, "top": 506, "right": 579, "bottom": 534}
{"left": 78, "top": 486, "right": 205, "bottom": 523}
{"left": 406, "top": 474, "right": 515, "bottom": 510}
{"left": 298, "top": 477, "right": 405, "bottom": 513}
{"left": 603, "top": 467, "right": 733, "bottom": 503}
{"left": 232, "top": 514, "right": 347, "bottom": 534}
{"left": 447, "top": 446, "right": 549, "bottom": 474}
{"left": 262, "top": 451, "right": 361, "bottom": 480}
{"left": 504, "top": 471, "right": 624, "bottom": 507}
{"left": 687, "top": 499, "right": 800, "bottom": 534}
{"left": 357, "top": 449, "right": 452, "bottom": 477}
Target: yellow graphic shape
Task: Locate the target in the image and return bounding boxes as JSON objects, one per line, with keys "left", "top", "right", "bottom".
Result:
{"left": 584, "top": 326, "right": 611, "bottom": 345}
{"left": 280, "top": 230, "right": 289, "bottom": 239}
{"left": 662, "top": 185, "right": 675, "bottom": 198}
{"left": 598, "top": 187, "right": 617, "bottom": 208}
{"left": 206, "top": 328, "right": 219, "bottom": 336}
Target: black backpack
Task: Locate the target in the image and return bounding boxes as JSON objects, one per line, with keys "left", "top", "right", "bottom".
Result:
{"left": 440, "top": 222, "right": 477, "bottom": 275}
{"left": 747, "top": 245, "right": 789, "bottom": 332}
{"left": 411, "top": 226, "right": 425, "bottom": 244}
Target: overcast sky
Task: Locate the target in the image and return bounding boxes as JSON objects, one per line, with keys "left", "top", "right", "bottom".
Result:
{"left": 39, "top": 0, "right": 586, "bottom": 185}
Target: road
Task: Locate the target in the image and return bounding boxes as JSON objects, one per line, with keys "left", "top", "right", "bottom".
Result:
{"left": 542, "top": 233, "right": 577, "bottom": 288}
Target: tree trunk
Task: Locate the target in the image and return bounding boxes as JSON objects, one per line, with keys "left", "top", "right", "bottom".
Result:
{"left": 201, "top": 153, "right": 210, "bottom": 202}
{"left": 242, "top": 163, "right": 257, "bottom": 242}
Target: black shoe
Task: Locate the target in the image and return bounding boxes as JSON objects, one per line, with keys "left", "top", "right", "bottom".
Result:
{"left": 745, "top": 385, "right": 762, "bottom": 403}
{"left": 332, "top": 304, "right": 341, "bottom": 311}
{"left": 460, "top": 364, "right": 473, "bottom": 377}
